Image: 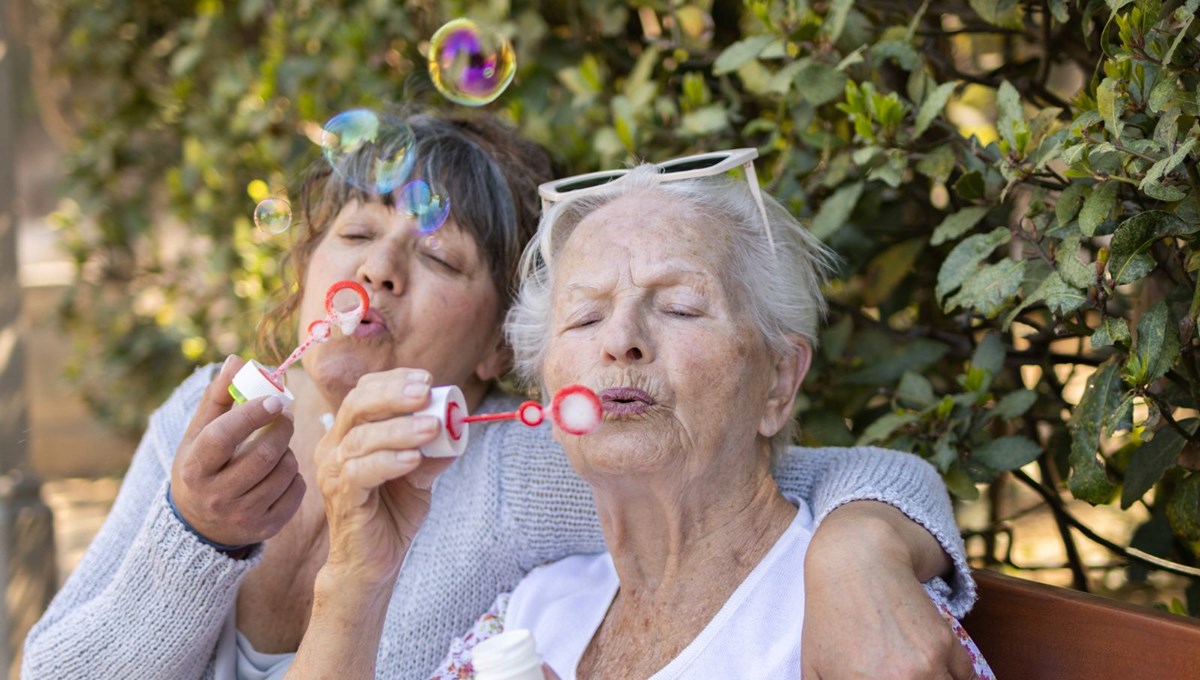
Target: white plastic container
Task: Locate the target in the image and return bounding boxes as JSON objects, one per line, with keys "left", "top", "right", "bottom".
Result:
{"left": 228, "top": 360, "right": 295, "bottom": 409}
{"left": 471, "top": 629, "right": 545, "bottom": 680}
{"left": 413, "top": 385, "right": 469, "bottom": 458}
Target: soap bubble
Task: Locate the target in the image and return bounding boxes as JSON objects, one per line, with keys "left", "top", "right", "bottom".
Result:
{"left": 551, "top": 385, "right": 602, "bottom": 436}
{"left": 401, "top": 179, "right": 452, "bottom": 234}
{"left": 320, "top": 109, "right": 416, "bottom": 193}
{"left": 428, "top": 19, "right": 516, "bottom": 106}
{"left": 254, "top": 197, "right": 292, "bottom": 235}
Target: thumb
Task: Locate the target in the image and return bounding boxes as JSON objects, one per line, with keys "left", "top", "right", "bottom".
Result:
{"left": 542, "top": 664, "right": 561, "bottom": 680}
{"left": 182, "top": 356, "right": 245, "bottom": 445}
{"left": 947, "top": 638, "right": 979, "bottom": 680}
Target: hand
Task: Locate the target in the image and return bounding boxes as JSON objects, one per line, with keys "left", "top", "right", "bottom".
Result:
{"left": 542, "top": 664, "right": 560, "bottom": 679}
{"left": 800, "top": 502, "right": 977, "bottom": 680}
{"left": 316, "top": 368, "right": 453, "bottom": 587}
{"left": 170, "top": 356, "right": 305, "bottom": 547}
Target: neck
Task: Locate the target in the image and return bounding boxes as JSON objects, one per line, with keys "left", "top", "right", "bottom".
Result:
{"left": 588, "top": 453, "right": 796, "bottom": 600}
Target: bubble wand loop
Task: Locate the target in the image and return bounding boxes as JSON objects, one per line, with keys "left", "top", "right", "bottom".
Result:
{"left": 228, "top": 280, "right": 369, "bottom": 405}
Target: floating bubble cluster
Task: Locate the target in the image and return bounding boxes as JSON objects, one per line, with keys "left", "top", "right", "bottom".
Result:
{"left": 320, "top": 109, "right": 416, "bottom": 193}
{"left": 254, "top": 197, "right": 292, "bottom": 235}
{"left": 428, "top": 19, "right": 516, "bottom": 106}
{"left": 401, "top": 179, "right": 452, "bottom": 234}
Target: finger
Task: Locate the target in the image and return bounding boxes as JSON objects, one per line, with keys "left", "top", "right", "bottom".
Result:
{"left": 193, "top": 395, "right": 289, "bottom": 473}
{"left": 338, "top": 414, "right": 440, "bottom": 464}
{"left": 331, "top": 368, "right": 432, "bottom": 438}
{"left": 341, "top": 450, "right": 425, "bottom": 493}
{"left": 542, "top": 664, "right": 561, "bottom": 680}
{"left": 267, "top": 469, "right": 307, "bottom": 519}
{"left": 240, "top": 448, "right": 300, "bottom": 508}
{"left": 223, "top": 412, "right": 296, "bottom": 493}
{"left": 181, "top": 356, "right": 245, "bottom": 446}
{"left": 946, "top": 639, "right": 978, "bottom": 680}
{"left": 401, "top": 456, "right": 455, "bottom": 492}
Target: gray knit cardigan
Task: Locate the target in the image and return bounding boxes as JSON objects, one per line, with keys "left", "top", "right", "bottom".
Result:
{"left": 23, "top": 365, "right": 973, "bottom": 679}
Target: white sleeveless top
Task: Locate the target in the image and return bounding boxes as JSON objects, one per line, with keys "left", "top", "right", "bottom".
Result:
{"left": 504, "top": 496, "right": 814, "bottom": 679}
{"left": 213, "top": 607, "right": 295, "bottom": 680}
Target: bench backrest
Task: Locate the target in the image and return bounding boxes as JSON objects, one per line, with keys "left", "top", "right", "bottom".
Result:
{"left": 960, "top": 569, "right": 1200, "bottom": 679}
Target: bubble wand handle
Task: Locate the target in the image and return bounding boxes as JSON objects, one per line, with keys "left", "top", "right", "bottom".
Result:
{"left": 269, "top": 323, "right": 327, "bottom": 384}
{"left": 461, "top": 412, "right": 518, "bottom": 424}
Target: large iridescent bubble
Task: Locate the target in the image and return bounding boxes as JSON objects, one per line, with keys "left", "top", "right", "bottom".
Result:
{"left": 428, "top": 19, "right": 516, "bottom": 106}
{"left": 401, "top": 179, "right": 452, "bottom": 234}
{"left": 320, "top": 109, "right": 416, "bottom": 194}
{"left": 253, "top": 197, "right": 292, "bottom": 235}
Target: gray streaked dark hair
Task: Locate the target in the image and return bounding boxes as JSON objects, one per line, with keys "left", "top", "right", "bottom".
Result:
{"left": 506, "top": 164, "right": 837, "bottom": 461}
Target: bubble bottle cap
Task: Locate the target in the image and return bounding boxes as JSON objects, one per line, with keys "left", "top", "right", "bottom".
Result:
{"left": 471, "top": 629, "right": 545, "bottom": 680}
{"left": 228, "top": 359, "right": 295, "bottom": 409}
{"left": 413, "top": 385, "right": 469, "bottom": 458}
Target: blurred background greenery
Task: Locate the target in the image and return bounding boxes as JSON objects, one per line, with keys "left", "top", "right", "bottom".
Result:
{"left": 11, "top": 0, "right": 1200, "bottom": 615}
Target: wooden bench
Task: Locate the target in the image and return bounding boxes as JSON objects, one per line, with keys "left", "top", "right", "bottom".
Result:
{"left": 961, "top": 569, "right": 1200, "bottom": 679}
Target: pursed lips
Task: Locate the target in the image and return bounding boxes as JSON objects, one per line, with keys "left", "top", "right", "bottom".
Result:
{"left": 352, "top": 308, "right": 390, "bottom": 338}
{"left": 599, "top": 387, "right": 655, "bottom": 415}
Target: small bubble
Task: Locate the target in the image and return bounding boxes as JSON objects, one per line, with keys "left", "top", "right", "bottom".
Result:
{"left": 401, "top": 179, "right": 452, "bottom": 234}
{"left": 254, "top": 197, "right": 292, "bottom": 235}
{"left": 428, "top": 19, "right": 516, "bottom": 106}
{"left": 320, "top": 109, "right": 416, "bottom": 194}
{"left": 423, "top": 234, "right": 440, "bottom": 250}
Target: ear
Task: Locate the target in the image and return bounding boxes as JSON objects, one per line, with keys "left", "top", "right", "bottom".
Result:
{"left": 474, "top": 332, "right": 513, "bottom": 383}
{"left": 759, "top": 336, "right": 813, "bottom": 438}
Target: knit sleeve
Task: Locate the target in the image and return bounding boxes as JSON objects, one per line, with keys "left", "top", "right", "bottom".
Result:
{"left": 428, "top": 593, "right": 510, "bottom": 680}
{"left": 773, "top": 445, "right": 975, "bottom": 616}
{"left": 22, "top": 366, "right": 260, "bottom": 679}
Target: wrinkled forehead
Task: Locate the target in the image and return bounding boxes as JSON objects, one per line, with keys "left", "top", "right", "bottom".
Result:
{"left": 554, "top": 189, "right": 742, "bottom": 292}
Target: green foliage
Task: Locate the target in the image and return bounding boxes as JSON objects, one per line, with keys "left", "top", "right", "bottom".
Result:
{"left": 34, "top": 0, "right": 1200, "bottom": 601}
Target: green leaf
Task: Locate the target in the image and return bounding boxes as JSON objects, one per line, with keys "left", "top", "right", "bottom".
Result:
{"left": 937, "top": 227, "right": 1012, "bottom": 300}
{"left": 1153, "top": 108, "right": 1181, "bottom": 149}
{"left": 857, "top": 411, "right": 919, "bottom": 445}
{"left": 864, "top": 238, "right": 925, "bottom": 306}
{"left": 1163, "top": 9, "right": 1196, "bottom": 67}
{"left": 916, "top": 145, "right": 957, "bottom": 184}
{"left": 1015, "top": 270, "right": 1089, "bottom": 321}
{"left": 991, "top": 389, "right": 1038, "bottom": 419}
{"left": 822, "top": 0, "right": 854, "bottom": 42}
{"left": 1055, "top": 183, "right": 1089, "bottom": 227}
{"left": 1079, "top": 180, "right": 1117, "bottom": 237}
{"left": 944, "top": 463, "right": 981, "bottom": 499}
{"left": 946, "top": 258, "right": 1026, "bottom": 317}
{"left": 1140, "top": 137, "right": 1198, "bottom": 194}
{"left": 1129, "top": 300, "right": 1180, "bottom": 385}
{"left": 1167, "top": 474, "right": 1200, "bottom": 541}
{"left": 954, "top": 171, "right": 986, "bottom": 201}
{"left": 844, "top": 338, "right": 951, "bottom": 385}
{"left": 679, "top": 105, "right": 729, "bottom": 136}
{"left": 1122, "top": 419, "right": 1198, "bottom": 508}
{"left": 1109, "top": 211, "right": 1195, "bottom": 285}
{"left": 913, "top": 81, "right": 956, "bottom": 139}
{"left": 969, "top": 0, "right": 1024, "bottom": 29}
{"left": 1096, "top": 77, "right": 1125, "bottom": 139}
{"left": 930, "top": 206, "right": 990, "bottom": 246}
{"left": 869, "top": 40, "right": 922, "bottom": 71}
{"left": 896, "top": 371, "right": 936, "bottom": 408}
{"left": 1057, "top": 234, "right": 1095, "bottom": 288}
{"left": 784, "top": 60, "right": 848, "bottom": 105}
{"left": 1049, "top": 0, "right": 1070, "bottom": 22}
{"left": 995, "top": 81, "right": 1024, "bottom": 151}
{"left": 1092, "top": 317, "right": 1131, "bottom": 348}
{"left": 1067, "top": 359, "right": 1121, "bottom": 504}
{"left": 1148, "top": 77, "right": 1178, "bottom": 113}
{"left": 973, "top": 435, "right": 1043, "bottom": 472}
{"left": 971, "top": 332, "right": 1006, "bottom": 377}
{"left": 713, "top": 35, "right": 774, "bottom": 75}
{"left": 810, "top": 182, "right": 864, "bottom": 240}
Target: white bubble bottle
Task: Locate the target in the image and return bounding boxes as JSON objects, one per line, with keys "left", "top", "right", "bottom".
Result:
{"left": 471, "top": 629, "right": 545, "bottom": 680}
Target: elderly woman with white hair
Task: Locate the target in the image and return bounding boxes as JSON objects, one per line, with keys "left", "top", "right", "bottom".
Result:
{"left": 292, "top": 151, "right": 994, "bottom": 679}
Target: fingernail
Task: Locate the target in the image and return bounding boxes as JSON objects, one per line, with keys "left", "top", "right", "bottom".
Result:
{"left": 414, "top": 415, "right": 439, "bottom": 434}
{"left": 394, "top": 450, "right": 421, "bottom": 464}
{"left": 407, "top": 370, "right": 431, "bottom": 384}
{"left": 403, "top": 381, "right": 429, "bottom": 398}
{"left": 222, "top": 355, "right": 235, "bottom": 372}
{"left": 263, "top": 395, "right": 283, "bottom": 414}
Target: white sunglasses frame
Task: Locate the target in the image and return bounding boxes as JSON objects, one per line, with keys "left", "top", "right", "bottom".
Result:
{"left": 537, "top": 148, "right": 775, "bottom": 252}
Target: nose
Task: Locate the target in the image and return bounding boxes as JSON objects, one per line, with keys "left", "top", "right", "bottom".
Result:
{"left": 357, "top": 236, "right": 406, "bottom": 296}
{"left": 601, "top": 303, "right": 653, "bottom": 365}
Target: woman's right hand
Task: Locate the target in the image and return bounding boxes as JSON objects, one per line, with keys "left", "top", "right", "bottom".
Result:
{"left": 316, "top": 367, "right": 453, "bottom": 587}
{"left": 170, "top": 356, "right": 305, "bottom": 547}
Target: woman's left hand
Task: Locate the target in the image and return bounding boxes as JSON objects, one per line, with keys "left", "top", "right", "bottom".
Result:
{"left": 800, "top": 502, "right": 977, "bottom": 680}
{"left": 316, "top": 368, "right": 454, "bottom": 587}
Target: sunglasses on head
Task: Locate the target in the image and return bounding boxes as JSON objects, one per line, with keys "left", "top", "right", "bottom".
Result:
{"left": 537, "top": 148, "right": 775, "bottom": 252}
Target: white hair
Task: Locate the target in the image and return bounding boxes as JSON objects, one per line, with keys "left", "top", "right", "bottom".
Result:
{"left": 505, "top": 164, "right": 838, "bottom": 461}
